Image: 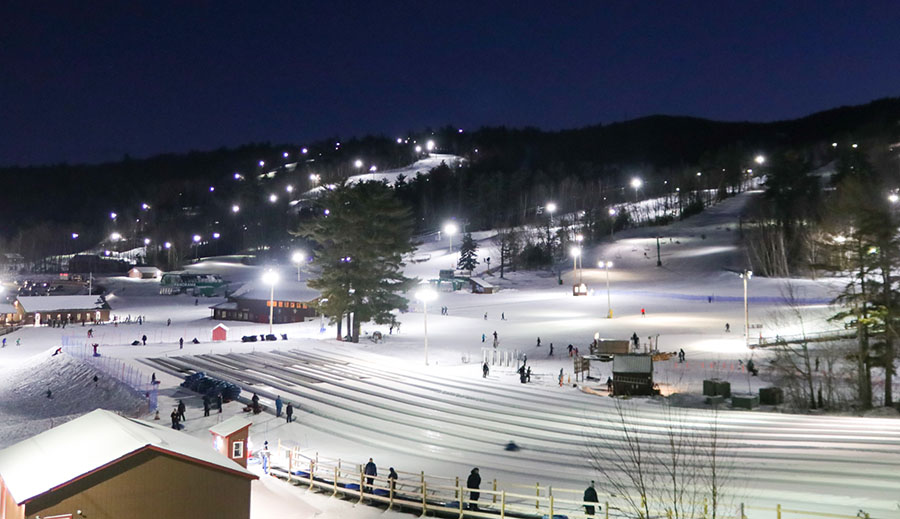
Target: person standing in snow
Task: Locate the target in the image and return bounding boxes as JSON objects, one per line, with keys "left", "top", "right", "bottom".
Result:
{"left": 725, "top": 323, "right": 730, "bottom": 333}
{"left": 388, "top": 467, "right": 398, "bottom": 492}
{"left": 1, "top": 338, "right": 5, "bottom": 347}
{"left": 141, "top": 334, "right": 147, "bottom": 345}
{"left": 203, "top": 396, "right": 211, "bottom": 417}
{"left": 285, "top": 402, "right": 293, "bottom": 423}
{"left": 536, "top": 337, "right": 541, "bottom": 347}
{"left": 559, "top": 368, "right": 564, "bottom": 387}
{"left": 179, "top": 337, "right": 184, "bottom": 349}
{"left": 526, "top": 366, "right": 531, "bottom": 382}
{"left": 483, "top": 312, "right": 488, "bottom": 320}
{"left": 16, "top": 338, "right": 20, "bottom": 346}
{"left": 482, "top": 362, "right": 489, "bottom": 378}
{"left": 217, "top": 393, "right": 223, "bottom": 413}
{"left": 170, "top": 409, "right": 179, "bottom": 429}
{"left": 482, "top": 333, "right": 485, "bottom": 343}
{"left": 364, "top": 458, "right": 377, "bottom": 492}
{"left": 583, "top": 481, "right": 599, "bottom": 515}
{"left": 275, "top": 395, "right": 283, "bottom": 417}
{"left": 641, "top": 308, "right": 646, "bottom": 317}
{"left": 466, "top": 468, "right": 482, "bottom": 510}
{"left": 177, "top": 400, "right": 186, "bottom": 422}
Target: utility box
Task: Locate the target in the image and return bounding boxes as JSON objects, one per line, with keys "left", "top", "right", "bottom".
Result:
{"left": 759, "top": 387, "right": 784, "bottom": 405}
{"left": 731, "top": 393, "right": 759, "bottom": 410}
{"left": 705, "top": 395, "right": 725, "bottom": 406}
{"left": 703, "top": 379, "right": 731, "bottom": 398}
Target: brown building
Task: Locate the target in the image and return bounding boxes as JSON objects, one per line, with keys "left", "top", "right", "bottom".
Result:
{"left": 211, "top": 282, "right": 318, "bottom": 324}
{"left": 15, "top": 295, "right": 110, "bottom": 326}
{"left": 611, "top": 354, "right": 655, "bottom": 396}
{"left": 209, "top": 416, "right": 253, "bottom": 468}
{"left": 0, "top": 409, "right": 257, "bottom": 519}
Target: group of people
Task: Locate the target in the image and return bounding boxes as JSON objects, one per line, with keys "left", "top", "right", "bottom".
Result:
{"left": 274, "top": 395, "right": 294, "bottom": 423}
{"left": 170, "top": 400, "right": 186, "bottom": 429}
{"left": 2, "top": 337, "right": 21, "bottom": 347}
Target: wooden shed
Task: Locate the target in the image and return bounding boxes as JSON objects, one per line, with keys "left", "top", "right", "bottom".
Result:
{"left": 612, "top": 354, "right": 655, "bottom": 396}
{"left": 212, "top": 323, "right": 229, "bottom": 342}
{"left": 209, "top": 416, "right": 253, "bottom": 468}
{"left": 0, "top": 409, "right": 256, "bottom": 519}
{"left": 128, "top": 266, "right": 162, "bottom": 279}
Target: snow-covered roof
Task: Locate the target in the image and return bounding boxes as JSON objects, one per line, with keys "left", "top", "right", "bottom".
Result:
{"left": 213, "top": 323, "right": 230, "bottom": 330}
{"left": 613, "top": 355, "right": 653, "bottom": 374}
{"left": 211, "top": 301, "right": 239, "bottom": 310}
{"left": 231, "top": 281, "right": 319, "bottom": 302}
{"left": 0, "top": 409, "right": 256, "bottom": 505}
{"left": 0, "top": 303, "right": 17, "bottom": 314}
{"left": 469, "top": 277, "right": 494, "bottom": 288}
{"left": 130, "top": 266, "right": 161, "bottom": 273}
{"left": 16, "top": 295, "right": 106, "bottom": 313}
{"left": 209, "top": 415, "right": 251, "bottom": 437}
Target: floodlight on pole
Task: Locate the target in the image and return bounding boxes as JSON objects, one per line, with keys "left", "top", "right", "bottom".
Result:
{"left": 740, "top": 269, "right": 753, "bottom": 348}
{"left": 415, "top": 288, "right": 438, "bottom": 365}
{"left": 631, "top": 177, "right": 643, "bottom": 200}
{"left": 354, "top": 159, "right": 363, "bottom": 169}
{"left": 754, "top": 155, "right": 766, "bottom": 165}
{"left": 262, "top": 269, "right": 280, "bottom": 335}
{"left": 443, "top": 222, "right": 458, "bottom": 255}
{"left": 600, "top": 261, "right": 613, "bottom": 318}
{"left": 570, "top": 246, "right": 582, "bottom": 284}
{"left": 426, "top": 140, "right": 435, "bottom": 152}
{"left": 291, "top": 251, "right": 306, "bottom": 281}
{"left": 110, "top": 232, "right": 121, "bottom": 241}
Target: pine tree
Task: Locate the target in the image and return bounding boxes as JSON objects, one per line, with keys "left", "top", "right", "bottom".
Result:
{"left": 296, "top": 181, "right": 417, "bottom": 342}
{"left": 457, "top": 232, "right": 478, "bottom": 271}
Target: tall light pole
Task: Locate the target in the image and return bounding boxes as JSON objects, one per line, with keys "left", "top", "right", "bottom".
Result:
{"left": 570, "top": 246, "right": 582, "bottom": 285}
{"left": 444, "top": 222, "right": 458, "bottom": 254}
{"left": 262, "top": 269, "right": 279, "bottom": 335}
{"left": 291, "top": 251, "right": 306, "bottom": 281}
{"left": 192, "top": 234, "right": 201, "bottom": 261}
{"left": 608, "top": 208, "right": 616, "bottom": 239}
{"left": 600, "top": 261, "right": 613, "bottom": 318}
{"left": 546, "top": 202, "right": 557, "bottom": 258}
{"left": 631, "top": 177, "right": 643, "bottom": 201}
{"left": 741, "top": 269, "right": 753, "bottom": 348}
{"left": 416, "top": 288, "right": 437, "bottom": 365}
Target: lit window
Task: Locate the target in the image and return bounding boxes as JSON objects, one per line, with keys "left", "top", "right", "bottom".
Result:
{"left": 232, "top": 440, "right": 244, "bottom": 458}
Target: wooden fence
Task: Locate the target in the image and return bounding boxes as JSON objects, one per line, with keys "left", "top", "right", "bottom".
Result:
{"left": 270, "top": 443, "right": 880, "bottom": 519}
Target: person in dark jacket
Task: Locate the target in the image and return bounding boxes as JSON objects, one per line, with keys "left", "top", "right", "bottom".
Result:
{"left": 467, "top": 468, "right": 481, "bottom": 510}
{"left": 388, "top": 467, "right": 398, "bottom": 492}
{"left": 285, "top": 402, "right": 293, "bottom": 423}
{"left": 482, "top": 362, "right": 489, "bottom": 378}
{"left": 275, "top": 395, "right": 283, "bottom": 417}
{"left": 217, "top": 393, "right": 223, "bottom": 413}
{"left": 364, "top": 458, "right": 377, "bottom": 491}
{"left": 583, "top": 481, "right": 599, "bottom": 515}
{"left": 177, "top": 400, "right": 186, "bottom": 422}
{"left": 203, "top": 395, "right": 211, "bottom": 417}
{"left": 141, "top": 334, "right": 147, "bottom": 345}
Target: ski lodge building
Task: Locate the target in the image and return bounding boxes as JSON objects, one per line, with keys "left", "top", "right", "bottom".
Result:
{"left": 11, "top": 295, "right": 110, "bottom": 326}
{"left": 210, "top": 282, "right": 318, "bottom": 324}
{"left": 0, "top": 409, "right": 257, "bottom": 519}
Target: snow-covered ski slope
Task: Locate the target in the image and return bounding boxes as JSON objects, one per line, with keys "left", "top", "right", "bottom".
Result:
{"left": 303, "top": 153, "right": 463, "bottom": 197}
{"left": 1, "top": 188, "right": 898, "bottom": 518}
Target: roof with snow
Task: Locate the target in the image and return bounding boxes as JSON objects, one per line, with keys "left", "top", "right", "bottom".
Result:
{"left": 613, "top": 355, "right": 653, "bottom": 374}
{"left": 0, "top": 409, "right": 256, "bottom": 505}
{"left": 129, "top": 266, "right": 162, "bottom": 274}
{"left": 0, "top": 303, "right": 16, "bottom": 314}
{"left": 209, "top": 415, "right": 251, "bottom": 437}
{"left": 230, "top": 281, "right": 319, "bottom": 302}
{"left": 16, "top": 295, "right": 107, "bottom": 313}
{"left": 213, "top": 323, "right": 230, "bottom": 330}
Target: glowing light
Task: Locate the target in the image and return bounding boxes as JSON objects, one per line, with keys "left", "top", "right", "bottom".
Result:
{"left": 415, "top": 288, "right": 437, "bottom": 302}
{"left": 262, "top": 269, "right": 279, "bottom": 285}
{"left": 141, "top": 203, "right": 150, "bottom": 210}
{"left": 426, "top": 140, "right": 435, "bottom": 151}
{"left": 164, "top": 241, "right": 172, "bottom": 249}
{"left": 546, "top": 202, "right": 557, "bottom": 214}
{"left": 292, "top": 251, "right": 306, "bottom": 263}
{"left": 213, "top": 232, "right": 221, "bottom": 239}
{"left": 71, "top": 233, "right": 79, "bottom": 239}
{"left": 259, "top": 160, "right": 265, "bottom": 167}
{"left": 575, "top": 234, "right": 584, "bottom": 243}
{"left": 110, "top": 212, "right": 117, "bottom": 220}
{"left": 193, "top": 234, "right": 201, "bottom": 243}
{"left": 415, "top": 145, "right": 422, "bottom": 153}
{"left": 631, "top": 178, "right": 643, "bottom": 189}
{"left": 209, "top": 186, "right": 215, "bottom": 192}
{"left": 234, "top": 172, "right": 242, "bottom": 180}
{"left": 444, "top": 222, "right": 458, "bottom": 235}
{"left": 269, "top": 194, "right": 278, "bottom": 203}
{"left": 609, "top": 208, "right": 616, "bottom": 216}
{"left": 286, "top": 185, "right": 294, "bottom": 193}
{"left": 301, "top": 147, "right": 308, "bottom": 154}
{"left": 354, "top": 159, "right": 363, "bottom": 168}
{"left": 754, "top": 155, "right": 766, "bottom": 165}
{"left": 110, "top": 232, "right": 121, "bottom": 241}
{"left": 231, "top": 204, "right": 240, "bottom": 213}
{"left": 143, "top": 238, "right": 151, "bottom": 245}
{"left": 852, "top": 143, "right": 859, "bottom": 149}
{"left": 369, "top": 165, "right": 377, "bottom": 172}
{"left": 396, "top": 137, "right": 403, "bottom": 143}
{"left": 570, "top": 246, "right": 582, "bottom": 257}
{"left": 283, "top": 152, "right": 289, "bottom": 158}
{"left": 889, "top": 193, "right": 899, "bottom": 204}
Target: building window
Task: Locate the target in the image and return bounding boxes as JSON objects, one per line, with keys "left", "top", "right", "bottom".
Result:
{"left": 232, "top": 440, "right": 244, "bottom": 458}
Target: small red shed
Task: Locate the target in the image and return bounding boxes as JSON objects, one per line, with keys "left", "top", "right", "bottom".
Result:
{"left": 212, "top": 323, "right": 229, "bottom": 341}
{"left": 209, "top": 416, "right": 253, "bottom": 468}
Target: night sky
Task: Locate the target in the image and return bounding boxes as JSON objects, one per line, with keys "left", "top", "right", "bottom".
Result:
{"left": 3, "top": 1, "right": 899, "bottom": 166}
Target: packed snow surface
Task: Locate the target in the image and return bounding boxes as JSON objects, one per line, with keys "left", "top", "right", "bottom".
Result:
{"left": 0, "top": 190, "right": 898, "bottom": 518}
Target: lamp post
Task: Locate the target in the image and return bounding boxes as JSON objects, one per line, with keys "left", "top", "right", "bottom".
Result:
{"left": 631, "top": 177, "right": 643, "bottom": 201}
{"left": 444, "top": 222, "right": 458, "bottom": 254}
{"left": 546, "top": 202, "right": 557, "bottom": 257}
{"left": 570, "top": 246, "right": 582, "bottom": 285}
{"left": 262, "top": 269, "right": 279, "bottom": 335}
{"left": 192, "top": 234, "right": 201, "bottom": 261}
{"left": 415, "top": 288, "right": 437, "bottom": 365}
{"left": 600, "top": 261, "right": 613, "bottom": 318}
{"left": 608, "top": 208, "right": 616, "bottom": 239}
{"left": 291, "top": 251, "right": 306, "bottom": 281}
{"left": 740, "top": 269, "right": 753, "bottom": 348}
